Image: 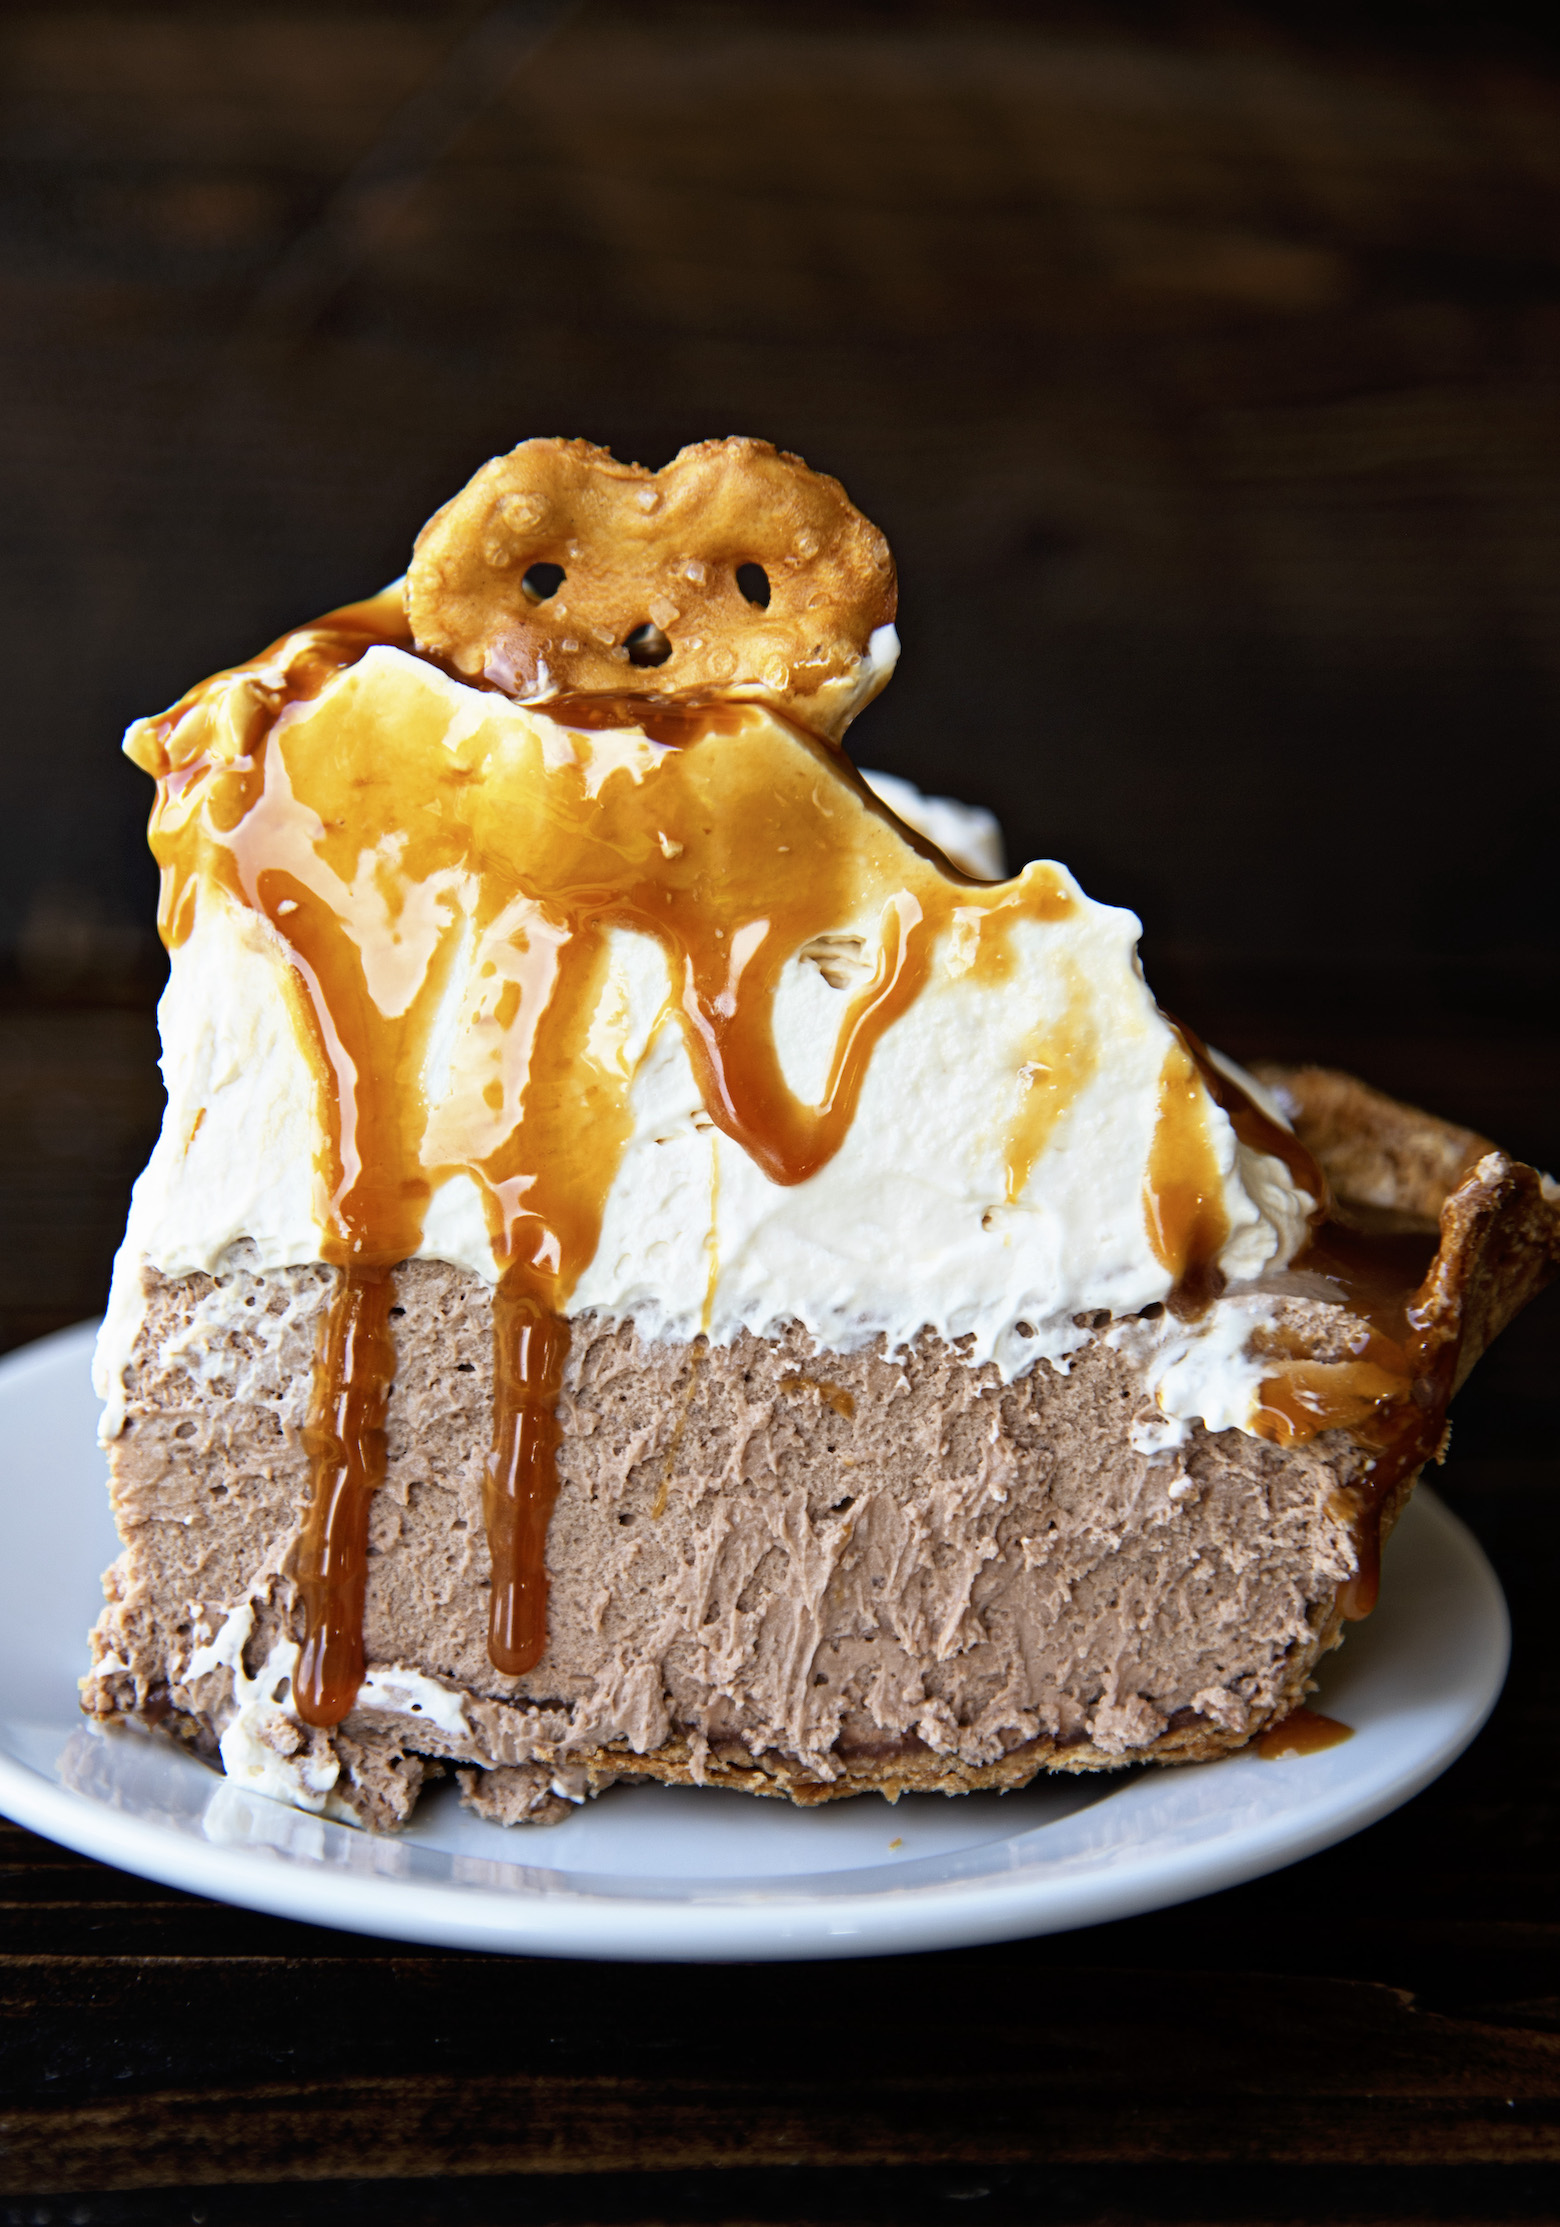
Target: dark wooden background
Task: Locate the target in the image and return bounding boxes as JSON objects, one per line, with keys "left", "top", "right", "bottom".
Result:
{"left": 2, "top": 2, "right": 1559, "bottom": 2217}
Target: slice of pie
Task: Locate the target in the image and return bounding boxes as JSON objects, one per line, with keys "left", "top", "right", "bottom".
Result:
{"left": 82, "top": 437, "right": 1560, "bottom": 1829}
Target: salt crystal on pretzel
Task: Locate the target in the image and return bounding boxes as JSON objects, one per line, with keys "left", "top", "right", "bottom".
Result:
{"left": 406, "top": 435, "right": 899, "bottom": 741}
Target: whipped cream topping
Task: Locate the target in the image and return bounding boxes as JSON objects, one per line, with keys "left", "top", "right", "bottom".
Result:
{"left": 97, "top": 644, "right": 1315, "bottom": 1448}
{"left": 182, "top": 1600, "right": 343, "bottom": 1815}
{"left": 859, "top": 766, "right": 1005, "bottom": 880}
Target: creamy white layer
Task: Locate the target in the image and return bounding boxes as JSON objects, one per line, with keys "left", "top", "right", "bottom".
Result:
{"left": 95, "top": 664, "right": 1314, "bottom": 1443}
{"left": 859, "top": 768, "right": 1005, "bottom": 880}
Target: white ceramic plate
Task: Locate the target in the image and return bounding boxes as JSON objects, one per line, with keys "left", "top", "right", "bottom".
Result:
{"left": 0, "top": 1322, "right": 1509, "bottom": 1962}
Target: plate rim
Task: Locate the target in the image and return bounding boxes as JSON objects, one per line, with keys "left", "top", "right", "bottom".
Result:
{"left": 0, "top": 1323, "right": 1512, "bottom": 1962}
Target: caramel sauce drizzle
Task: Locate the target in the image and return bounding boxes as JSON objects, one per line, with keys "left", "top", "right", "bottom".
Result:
{"left": 131, "top": 593, "right": 1101, "bottom": 1718}
{"left": 1177, "top": 1022, "right": 1456, "bottom": 1619}
{"left": 295, "top": 1263, "right": 397, "bottom": 1720}
{"left": 130, "top": 597, "right": 1465, "bottom": 1711}
{"left": 1143, "top": 1035, "right": 1234, "bottom": 1313}
{"left": 1249, "top": 1232, "right": 1451, "bottom": 1621}
{"left": 1004, "top": 965, "right": 1097, "bottom": 1206}
{"left": 1256, "top": 1706, "right": 1354, "bottom": 1759}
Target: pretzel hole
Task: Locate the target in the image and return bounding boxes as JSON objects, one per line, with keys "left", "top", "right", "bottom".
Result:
{"left": 521, "top": 562, "right": 566, "bottom": 602}
{"left": 625, "top": 622, "right": 673, "bottom": 668}
{"left": 736, "top": 562, "right": 771, "bottom": 609}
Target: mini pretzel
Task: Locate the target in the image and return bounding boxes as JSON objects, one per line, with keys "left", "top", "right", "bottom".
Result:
{"left": 406, "top": 436, "right": 898, "bottom": 741}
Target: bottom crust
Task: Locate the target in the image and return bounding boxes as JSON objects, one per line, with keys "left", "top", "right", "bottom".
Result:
{"left": 83, "top": 1065, "right": 1558, "bottom": 1830}
{"left": 456, "top": 1638, "right": 1352, "bottom": 1827}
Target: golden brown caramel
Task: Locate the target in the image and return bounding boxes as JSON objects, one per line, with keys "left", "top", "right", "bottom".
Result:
{"left": 134, "top": 593, "right": 1147, "bottom": 1714}
{"left": 780, "top": 1373, "right": 857, "bottom": 1421}
{"left": 1257, "top": 1206, "right": 1450, "bottom": 1619}
{"left": 1143, "top": 1037, "right": 1231, "bottom": 1313}
{"left": 1252, "top": 1350, "right": 1412, "bottom": 1446}
{"left": 1285, "top": 1221, "right": 1446, "bottom": 1617}
{"left": 1176, "top": 1029, "right": 1455, "bottom": 1619}
{"left": 1256, "top": 1706, "right": 1354, "bottom": 1759}
{"left": 295, "top": 1264, "right": 396, "bottom": 1724}
{"left": 1004, "top": 965, "right": 1097, "bottom": 1206}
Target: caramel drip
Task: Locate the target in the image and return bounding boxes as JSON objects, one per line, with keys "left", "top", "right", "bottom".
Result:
{"left": 1170, "top": 1027, "right": 1454, "bottom": 1621}
{"left": 1256, "top": 1706, "right": 1353, "bottom": 1759}
{"left": 137, "top": 598, "right": 1093, "bottom": 1709}
{"left": 295, "top": 1263, "right": 397, "bottom": 1723}
{"left": 1264, "top": 1288, "right": 1454, "bottom": 1623}
{"left": 1252, "top": 1352, "right": 1413, "bottom": 1445}
{"left": 472, "top": 920, "right": 633, "bottom": 1673}
{"left": 1143, "top": 1036, "right": 1231, "bottom": 1313}
{"left": 1004, "top": 967, "right": 1097, "bottom": 1206}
